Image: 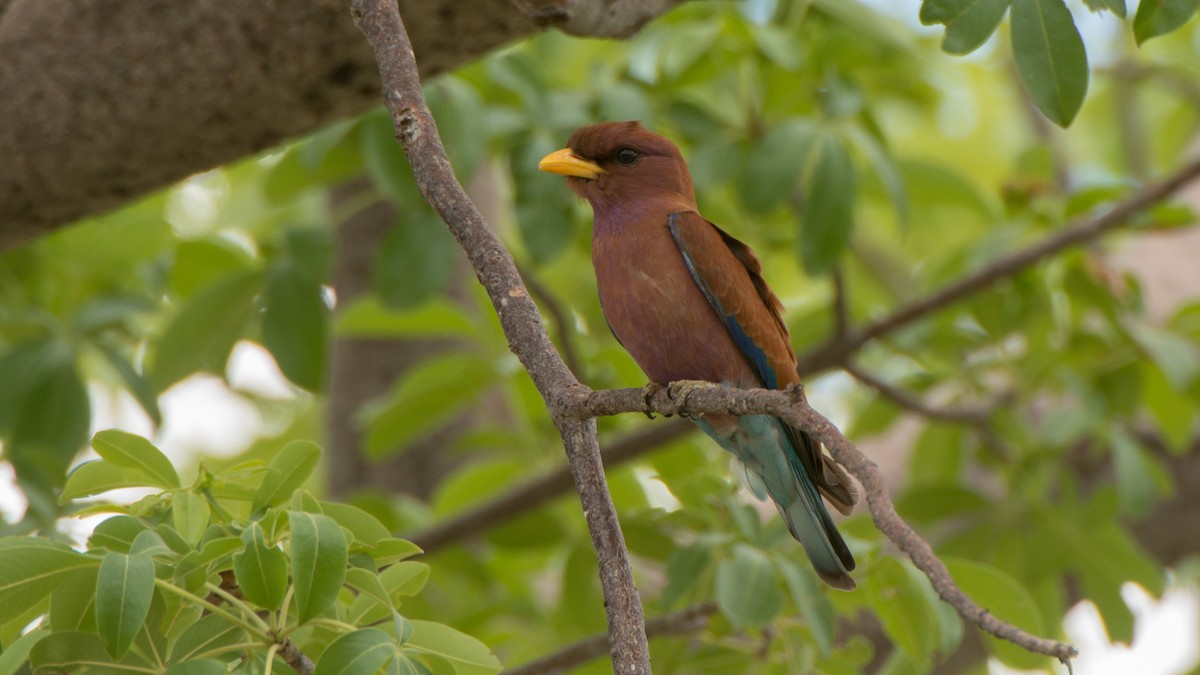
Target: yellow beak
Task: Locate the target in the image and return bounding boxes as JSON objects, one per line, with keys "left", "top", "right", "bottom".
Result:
{"left": 537, "top": 148, "right": 605, "bottom": 179}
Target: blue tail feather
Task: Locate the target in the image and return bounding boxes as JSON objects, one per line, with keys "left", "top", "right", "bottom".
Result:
{"left": 694, "top": 415, "right": 856, "bottom": 590}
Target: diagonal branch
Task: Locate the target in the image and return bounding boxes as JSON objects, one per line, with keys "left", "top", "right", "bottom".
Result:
{"left": 841, "top": 362, "right": 996, "bottom": 425}
{"left": 563, "top": 382, "right": 1079, "bottom": 665}
{"left": 502, "top": 602, "right": 719, "bottom": 675}
{"left": 350, "top": 1, "right": 650, "bottom": 671}
{"left": 408, "top": 419, "right": 691, "bottom": 554}
{"left": 795, "top": 156, "right": 1200, "bottom": 375}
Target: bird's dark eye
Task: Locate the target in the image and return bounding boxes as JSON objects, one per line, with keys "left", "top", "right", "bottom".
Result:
{"left": 615, "top": 148, "right": 640, "bottom": 166}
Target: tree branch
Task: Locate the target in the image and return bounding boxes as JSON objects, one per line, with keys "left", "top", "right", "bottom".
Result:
{"left": 841, "top": 362, "right": 995, "bottom": 425}
{"left": 0, "top": 0, "right": 684, "bottom": 251}
{"left": 277, "top": 638, "right": 315, "bottom": 675}
{"left": 408, "top": 419, "right": 690, "bottom": 554}
{"left": 518, "top": 262, "right": 586, "bottom": 379}
{"left": 562, "top": 382, "right": 1079, "bottom": 665}
{"left": 350, "top": 2, "right": 650, "bottom": 670}
{"left": 503, "top": 602, "right": 718, "bottom": 675}
{"left": 794, "top": 156, "right": 1200, "bottom": 375}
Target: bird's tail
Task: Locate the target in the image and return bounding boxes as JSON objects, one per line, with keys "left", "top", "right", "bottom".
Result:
{"left": 707, "top": 415, "right": 856, "bottom": 590}
{"left": 766, "top": 464, "right": 856, "bottom": 591}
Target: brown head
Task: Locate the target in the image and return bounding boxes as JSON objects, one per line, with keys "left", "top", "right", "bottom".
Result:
{"left": 538, "top": 122, "right": 697, "bottom": 227}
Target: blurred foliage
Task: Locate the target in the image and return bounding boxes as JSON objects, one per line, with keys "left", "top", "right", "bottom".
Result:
{"left": 0, "top": 432, "right": 497, "bottom": 674}
{"left": 2, "top": 0, "right": 1200, "bottom": 673}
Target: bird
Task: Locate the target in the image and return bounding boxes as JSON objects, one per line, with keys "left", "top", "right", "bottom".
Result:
{"left": 538, "top": 121, "right": 858, "bottom": 590}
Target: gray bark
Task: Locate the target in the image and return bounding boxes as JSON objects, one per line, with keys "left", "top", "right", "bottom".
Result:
{"left": 0, "top": 0, "right": 679, "bottom": 251}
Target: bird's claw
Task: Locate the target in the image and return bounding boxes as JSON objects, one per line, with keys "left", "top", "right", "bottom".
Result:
{"left": 642, "top": 382, "right": 666, "bottom": 419}
{"left": 666, "top": 380, "right": 714, "bottom": 419}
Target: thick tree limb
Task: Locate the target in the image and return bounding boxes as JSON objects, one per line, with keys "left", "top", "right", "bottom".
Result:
{"left": 563, "top": 382, "right": 1079, "bottom": 665}
{"left": 350, "top": 1, "right": 650, "bottom": 670}
{"left": 795, "top": 155, "right": 1200, "bottom": 375}
{"left": 0, "top": 0, "right": 680, "bottom": 251}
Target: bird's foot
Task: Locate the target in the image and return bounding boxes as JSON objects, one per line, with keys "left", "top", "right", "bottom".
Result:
{"left": 667, "top": 380, "right": 717, "bottom": 419}
{"left": 641, "top": 382, "right": 667, "bottom": 419}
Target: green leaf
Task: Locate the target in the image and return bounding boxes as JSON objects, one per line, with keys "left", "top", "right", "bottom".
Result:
{"left": 406, "top": 620, "right": 501, "bottom": 675}
{"left": 89, "top": 515, "right": 150, "bottom": 553}
{"left": 0, "top": 628, "right": 47, "bottom": 675}
{"left": 738, "top": 120, "right": 817, "bottom": 214}
{"left": 29, "top": 631, "right": 152, "bottom": 674}
{"left": 346, "top": 567, "right": 394, "bottom": 615}
{"left": 169, "top": 238, "right": 255, "bottom": 299}
{"left": 867, "top": 557, "right": 937, "bottom": 666}
{"left": 151, "top": 269, "right": 261, "bottom": 391}
{"left": 363, "top": 352, "right": 492, "bottom": 457}
{"left": 1110, "top": 428, "right": 1156, "bottom": 519}
{"left": 661, "top": 544, "right": 711, "bottom": 609}
{"left": 845, "top": 125, "right": 910, "bottom": 229}
{"left": 715, "top": 543, "right": 783, "bottom": 628}
{"left": 289, "top": 511, "right": 349, "bottom": 623}
{"left": 1011, "top": 0, "right": 1089, "bottom": 127}
{"left": 797, "top": 133, "right": 857, "bottom": 275}
{"left": 319, "top": 501, "right": 394, "bottom": 547}
{"left": 94, "top": 342, "right": 162, "bottom": 426}
{"left": 514, "top": 134, "right": 581, "bottom": 264}
{"left": 61, "top": 460, "right": 162, "bottom": 501}
{"left": 172, "top": 491, "right": 211, "bottom": 547}
{"left": 1083, "top": 0, "right": 1126, "bottom": 17}
{"left": 1127, "top": 321, "right": 1200, "bottom": 390}
{"left": 374, "top": 215, "right": 461, "bottom": 309}
{"left": 336, "top": 297, "right": 478, "bottom": 340}
{"left": 1141, "top": 364, "right": 1194, "bottom": 451}
{"left": 262, "top": 259, "right": 329, "bottom": 391}
{"left": 944, "top": 558, "right": 1045, "bottom": 669}
{"left": 1133, "top": 0, "right": 1200, "bottom": 43}
{"left": 95, "top": 552, "right": 156, "bottom": 657}
{"left": 775, "top": 556, "right": 836, "bottom": 655}
{"left": 0, "top": 339, "right": 90, "bottom": 485}
{"left": 234, "top": 523, "right": 288, "bottom": 610}
{"left": 90, "top": 429, "right": 180, "bottom": 489}
{"left": 920, "top": 0, "right": 1012, "bottom": 54}
{"left": 130, "top": 530, "right": 174, "bottom": 557}
{"left": 49, "top": 567, "right": 98, "bottom": 632}
{"left": 315, "top": 628, "right": 397, "bottom": 675}
{"left": 0, "top": 538, "right": 96, "bottom": 609}
{"left": 381, "top": 561, "right": 431, "bottom": 599}
{"left": 163, "top": 660, "right": 229, "bottom": 675}
{"left": 265, "top": 134, "right": 363, "bottom": 204}
{"left": 169, "top": 613, "right": 246, "bottom": 662}
{"left": 367, "top": 538, "right": 423, "bottom": 566}
{"left": 427, "top": 77, "right": 488, "bottom": 182}
{"left": 251, "top": 440, "right": 322, "bottom": 514}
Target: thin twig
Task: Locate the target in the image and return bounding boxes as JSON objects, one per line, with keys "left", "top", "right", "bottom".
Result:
{"left": 794, "top": 155, "right": 1200, "bottom": 375}
{"left": 277, "top": 639, "right": 315, "bottom": 675}
{"left": 408, "top": 419, "right": 691, "bottom": 554}
{"left": 517, "top": 261, "right": 586, "bottom": 379}
{"left": 503, "top": 602, "right": 719, "bottom": 675}
{"left": 841, "top": 362, "right": 992, "bottom": 425}
{"left": 350, "top": 2, "right": 650, "bottom": 670}
{"left": 831, "top": 267, "right": 850, "bottom": 339}
{"left": 563, "top": 383, "right": 1079, "bottom": 665}
{"left": 843, "top": 363, "right": 1013, "bottom": 459}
